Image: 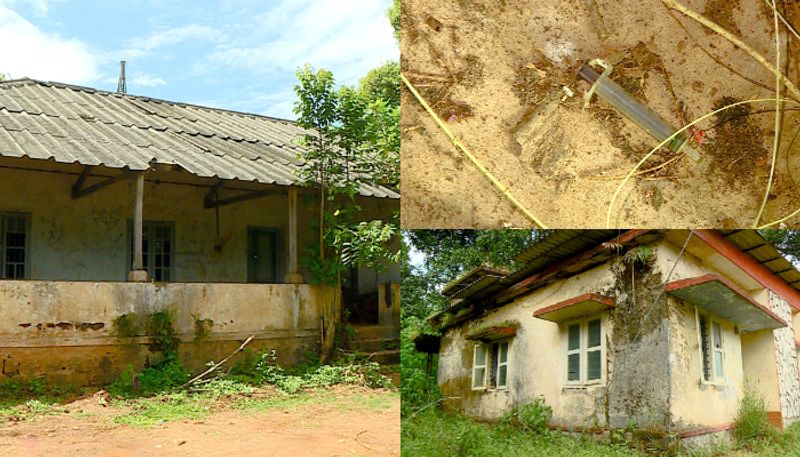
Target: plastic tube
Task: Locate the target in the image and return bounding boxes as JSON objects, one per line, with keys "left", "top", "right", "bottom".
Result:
{"left": 578, "top": 62, "right": 702, "bottom": 161}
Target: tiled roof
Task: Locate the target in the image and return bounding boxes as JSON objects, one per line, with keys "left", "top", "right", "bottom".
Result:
{"left": 0, "top": 78, "right": 398, "bottom": 199}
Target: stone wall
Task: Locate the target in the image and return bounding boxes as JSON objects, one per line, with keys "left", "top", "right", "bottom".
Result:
{"left": 770, "top": 291, "right": 800, "bottom": 426}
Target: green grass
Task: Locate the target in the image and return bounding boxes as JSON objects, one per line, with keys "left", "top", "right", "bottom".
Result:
{"left": 402, "top": 410, "right": 640, "bottom": 457}
{"left": 113, "top": 392, "right": 212, "bottom": 427}
{"left": 0, "top": 399, "right": 67, "bottom": 421}
{"left": 232, "top": 390, "right": 335, "bottom": 413}
{"left": 403, "top": 410, "right": 800, "bottom": 457}
{"left": 334, "top": 390, "right": 398, "bottom": 411}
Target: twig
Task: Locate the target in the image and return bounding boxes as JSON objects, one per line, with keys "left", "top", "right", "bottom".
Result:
{"left": 403, "top": 71, "right": 455, "bottom": 82}
{"left": 182, "top": 335, "right": 255, "bottom": 388}
{"left": 753, "top": 0, "right": 784, "bottom": 228}
{"left": 764, "top": 0, "right": 800, "bottom": 42}
{"left": 354, "top": 429, "right": 375, "bottom": 452}
{"left": 759, "top": 205, "right": 800, "bottom": 228}
{"left": 662, "top": 0, "right": 800, "bottom": 102}
{"left": 666, "top": 9, "right": 775, "bottom": 94}
{"left": 606, "top": 98, "right": 798, "bottom": 228}
{"left": 584, "top": 153, "right": 685, "bottom": 180}
{"left": 401, "top": 72, "right": 548, "bottom": 228}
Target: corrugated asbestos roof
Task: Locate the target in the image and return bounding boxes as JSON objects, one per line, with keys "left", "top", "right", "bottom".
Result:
{"left": 0, "top": 78, "right": 398, "bottom": 199}
{"left": 720, "top": 230, "right": 800, "bottom": 293}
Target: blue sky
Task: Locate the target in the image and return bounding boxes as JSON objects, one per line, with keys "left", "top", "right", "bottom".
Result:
{"left": 0, "top": 0, "right": 398, "bottom": 119}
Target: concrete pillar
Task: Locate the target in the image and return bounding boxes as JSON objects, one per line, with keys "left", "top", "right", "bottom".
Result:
{"left": 128, "top": 173, "right": 148, "bottom": 282}
{"left": 284, "top": 187, "right": 304, "bottom": 284}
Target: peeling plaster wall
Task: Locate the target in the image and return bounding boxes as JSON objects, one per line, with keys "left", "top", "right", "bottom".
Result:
{"left": 0, "top": 280, "right": 329, "bottom": 386}
{"left": 655, "top": 237, "right": 781, "bottom": 429}
{"left": 438, "top": 262, "right": 619, "bottom": 424}
{"left": 741, "top": 330, "right": 780, "bottom": 413}
{"left": 770, "top": 291, "right": 800, "bottom": 426}
{"left": 605, "top": 255, "right": 671, "bottom": 430}
{"left": 0, "top": 166, "right": 400, "bottom": 285}
{"left": 439, "top": 236, "right": 789, "bottom": 434}
{"left": 667, "top": 296, "right": 744, "bottom": 427}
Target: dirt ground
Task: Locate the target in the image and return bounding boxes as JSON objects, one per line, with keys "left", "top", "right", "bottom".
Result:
{"left": 400, "top": 0, "right": 800, "bottom": 228}
{"left": 0, "top": 388, "right": 400, "bottom": 457}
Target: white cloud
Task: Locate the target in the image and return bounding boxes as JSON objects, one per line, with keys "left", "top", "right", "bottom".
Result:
{"left": 0, "top": 6, "right": 98, "bottom": 83}
{"left": 206, "top": 0, "right": 397, "bottom": 85}
{"left": 0, "top": 0, "right": 52, "bottom": 16}
{"left": 131, "top": 74, "right": 166, "bottom": 87}
{"left": 123, "top": 24, "right": 225, "bottom": 58}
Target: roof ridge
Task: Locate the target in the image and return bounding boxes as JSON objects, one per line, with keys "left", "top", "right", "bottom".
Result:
{"left": 0, "top": 77, "right": 299, "bottom": 125}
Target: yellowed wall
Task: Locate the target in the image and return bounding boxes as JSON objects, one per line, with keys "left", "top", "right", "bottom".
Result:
{"left": 668, "top": 296, "right": 745, "bottom": 427}
{"left": 439, "top": 235, "right": 787, "bottom": 432}
{"left": 438, "top": 261, "right": 617, "bottom": 424}
{"left": 741, "top": 330, "right": 781, "bottom": 412}
{"left": 0, "top": 164, "right": 400, "bottom": 287}
{"left": 0, "top": 279, "right": 329, "bottom": 385}
{"left": 655, "top": 236, "right": 778, "bottom": 428}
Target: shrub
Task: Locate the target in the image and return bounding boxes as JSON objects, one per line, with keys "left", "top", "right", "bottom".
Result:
{"left": 108, "top": 354, "right": 189, "bottom": 398}
{"left": 733, "top": 386, "right": 777, "bottom": 446}
{"left": 234, "top": 348, "right": 390, "bottom": 393}
{"left": 500, "top": 396, "right": 553, "bottom": 434}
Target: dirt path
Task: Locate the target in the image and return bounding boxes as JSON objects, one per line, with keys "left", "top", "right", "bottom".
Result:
{"left": 0, "top": 389, "right": 400, "bottom": 457}
{"left": 401, "top": 0, "right": 800, "bottom": 228}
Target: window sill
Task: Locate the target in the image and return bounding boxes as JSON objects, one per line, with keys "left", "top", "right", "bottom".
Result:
{"left": 473, "top": 387, "right": 509, "bottom": 393}
{"left": 563, "top": 382, "right": 606, "bottom": 390}
{"left": 699, "top": 380, "right": 727, "bottom": 389}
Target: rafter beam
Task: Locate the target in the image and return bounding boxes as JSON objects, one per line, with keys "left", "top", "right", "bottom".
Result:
{"left": 203, "top": 180, "right": 224, "bottom": 208}
{"left": 72, "top": 168, "right": 137, "bottom": 199}
{"left": 203, "top": 188, "right": 276, "bottom": 209}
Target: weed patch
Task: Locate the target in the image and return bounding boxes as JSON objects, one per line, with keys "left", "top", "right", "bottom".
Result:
{"left": 114, "top": 392, "right": 211, "bottom": 427}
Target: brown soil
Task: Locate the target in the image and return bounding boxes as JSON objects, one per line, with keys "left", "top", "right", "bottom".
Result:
{"left": 401, "top": 0, "right": 800, "bottom": 228}
{"left": 0, "top": 388, "right": 400, "bottom": 457}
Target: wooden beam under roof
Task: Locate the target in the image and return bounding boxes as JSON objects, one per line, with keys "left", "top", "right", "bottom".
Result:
{"left": 71, "top": 166, "right": 137, "bottom": 199}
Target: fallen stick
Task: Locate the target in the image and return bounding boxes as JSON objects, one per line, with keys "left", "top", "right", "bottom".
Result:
{"left": 662, "top": 0, "right": 800, "bottom": 102}
{"left": 182, "top": 335, "right": 255, "bottom": 388}
{"left": 401, "top": 72, "right": 548, "bottom": 228}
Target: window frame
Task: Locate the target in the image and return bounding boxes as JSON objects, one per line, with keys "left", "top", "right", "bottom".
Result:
{"left": 695, "top": 306, "right": 725, "bottom": 385}
{"left": 471, "top": 343, "right": 488, "bottom": 390}
{"left": 564, "top": 315, "right": 606, "bottom": 386}
{"left": 127, "top": 220, "right": 175, "bottom": 282}
{"left": 0, "top": 212, "right": 31, "bottom": 280}
{"left": 492, "top": 340, "right": 510, "bottom": 390}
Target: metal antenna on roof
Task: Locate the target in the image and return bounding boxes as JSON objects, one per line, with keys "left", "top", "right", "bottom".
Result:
{"left": 117, "top": 61, "right": 127, "bottom": 94}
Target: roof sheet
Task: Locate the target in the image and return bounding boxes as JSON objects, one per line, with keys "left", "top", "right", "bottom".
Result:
{"left": 0, "top": 79, "right": 398, "bottom": 199}
{"left": 719, "top": 230, "right": 800, "bottom": 293}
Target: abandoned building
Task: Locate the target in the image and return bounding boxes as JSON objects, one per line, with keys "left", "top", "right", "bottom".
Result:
{"left": 426, "top": 229, "right": 800, "bottom": 444}
{"left": 0, "top": 78, "right": 400, "bottom": 387}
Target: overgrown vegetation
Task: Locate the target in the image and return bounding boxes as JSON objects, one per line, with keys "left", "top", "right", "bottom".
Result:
{"left": 108, "top": 309, "right": 189, "bottom": 398}
{"left": 228, "top": 348, "right": 390, "bottom": 394}
{"left": 403, "top": 410, "right": 640, "bottom": 457}
{"left": 733, "top": 386, "right": 779, "bottom": 448}
{"left": 500, "top": 397, "right": 553, "bottom": 434}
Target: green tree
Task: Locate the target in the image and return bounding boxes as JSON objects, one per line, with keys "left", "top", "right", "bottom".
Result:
{"left": 387, "top": 0, "right": 400, "bottom": 42}
{"left": 293, "top": 65, "right": 400, "bottom": 285}
{"left": 761, "top": 230, "right": 800, "bottom": 262}
{"left": 359, "top": 61, "right": 400, "bottom": 108}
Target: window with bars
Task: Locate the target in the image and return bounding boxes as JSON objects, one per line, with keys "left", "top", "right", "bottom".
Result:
{"left": 1, "top": 213, "right": 30, "bottom": 279}
{"left": 566, "top": 316, "right": 604, "bottom": 385}
{"left": 129, "top": 221, "right": 173, "bottom": 281}
{"left": 697, "top": 310, "right": 724, "bottom": 383}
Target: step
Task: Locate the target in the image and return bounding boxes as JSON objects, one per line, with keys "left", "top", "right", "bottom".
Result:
{"left": 349, "top": 337, "right": 400, "bottom": 353}
{"left": 367, "top": 349, "right": 400, "bottom": 365}
{"left": 350, "top": 325, "right": 400, "bottom": 341}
